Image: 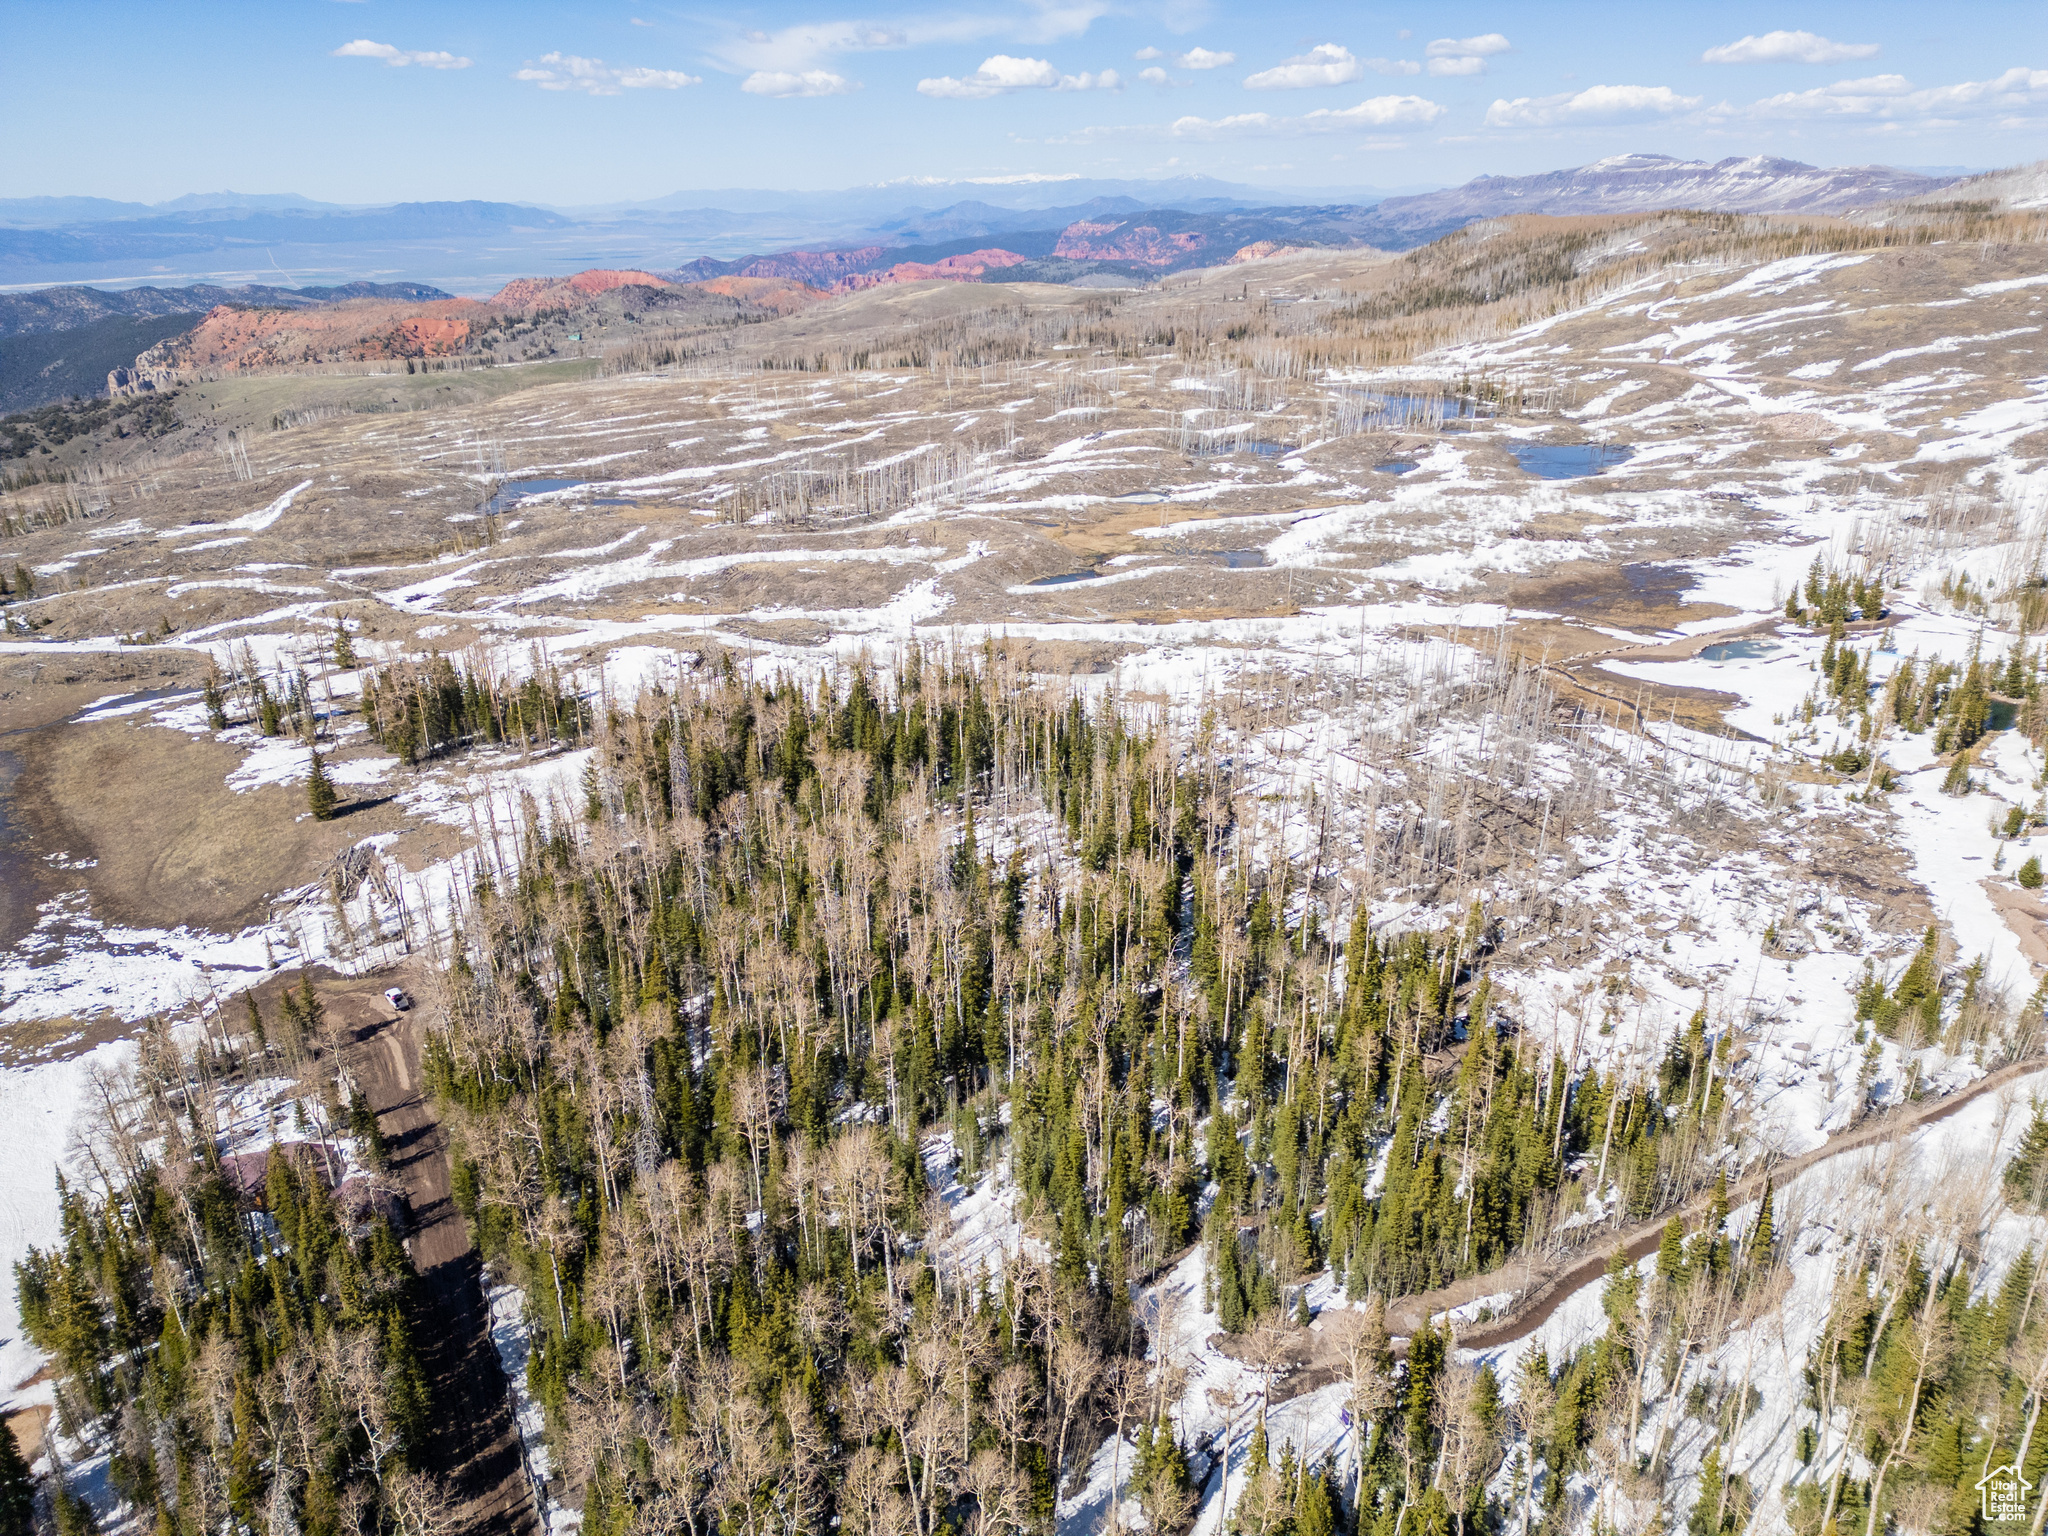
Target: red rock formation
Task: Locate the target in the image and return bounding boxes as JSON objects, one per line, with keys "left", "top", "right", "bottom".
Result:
{"left": 1227, "top": 241, "right": 1314, "bottom": 263}
{"left": 831, "top": 248, "right": 1031, "bottom": 292}
{"left": 732, "top": 247, "right": 892, "bottom": 285}
{"left": 691, "top": 275, "right": 827, "bottom": 313}
{"left": 490, "top": 269, "right": 672, "bottom": 307}
{"left": 138, "top": 299, "right": 483, "bottom": 373}
{"left": 1052, "top": 222, "right": 1206, "bottom": 266}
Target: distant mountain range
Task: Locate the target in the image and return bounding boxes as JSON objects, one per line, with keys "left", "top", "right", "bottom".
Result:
{"left": 0, "top": 155, "right": 1960, "bottom": 296}
{"left": 1358, "top": 154, "right": 1956, "bottom": 239}
{"left": 0, "top": 152, "right": 1993, "bottom": 416}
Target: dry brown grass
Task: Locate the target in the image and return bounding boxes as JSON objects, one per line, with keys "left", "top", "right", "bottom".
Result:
{"left": 15, "top": 716, "right": 454, "bottom": 932}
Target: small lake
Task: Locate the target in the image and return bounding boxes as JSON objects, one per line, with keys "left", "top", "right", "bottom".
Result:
{"left": 1394, "top": 394, "right": 1487, "bottom": 425}
{"left": 1192, "top": 438, "right": 1292, "bottom": 459}
{"left": 484, "top": 478, "right": 602, "bottom": 513}
{"left": 1027, "top": 571, "right": 1100, "bottom": 587}
{"left": 1699, "top": 639, "right": 1780, "bottom": 662}
{"left": 1218, "top": 550, "right": 1268, "bottom": 568}
{"left": 1372, "top": 460, "right": 1420, "bottom": 476}
{"left": 1506, "top": 442, "right": 1634, "bottom": 479}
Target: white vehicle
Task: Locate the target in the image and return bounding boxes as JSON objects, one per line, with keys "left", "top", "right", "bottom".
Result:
{"left": 385, "top": 987, "right": 412, "bottom": 1011}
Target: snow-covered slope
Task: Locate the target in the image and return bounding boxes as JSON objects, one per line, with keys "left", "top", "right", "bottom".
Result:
{"left": 1371, "top": 154, "right": 1955, "bottom": 233}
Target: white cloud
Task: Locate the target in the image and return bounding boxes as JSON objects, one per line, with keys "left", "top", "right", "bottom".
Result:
{"left": 1703, "top": 30, "right": 1880, "bottom": 65}
{"left": 514, "top": 52, "right": 701, "bottom": 93}
{"left": 1140, "top": 66, "right": 1171, "bottom": 85}
{"left": 922, "top": 53, "right": 1059, "bottom": 95}
{"left": 917, "top": 53, "right": 1117, "bottom": 97}
{"left": 706, "top": 21, "right": 911, "bottom": 74}
{"left": 1426, "top": 55, "right": 1487, "bottom": 77}
{"left": 1485, "top": 83, "right": 1701, "bottom": 128}
{"left": 1166, "top": 93, "right": 1444, "bottom": 137}
{"left": 1745, "top": 66, "right": 2048, "bottom": 122}
{"left": 742, "top": 69, "right": 857, "bottom": 97}
{"left": 1175, "top": 47, "right": 1234, "bottom": 69}
{"left": 332, "top": 39, "right": 471, "bottom": 69}
{"left": 1134, "top": 46, "right": 1165, "bottom": 60}
{"left": 706, "top": 4, "right": 1102, "bottom": 75}
{"left": 1244, "top": 43, "right": 1363, "bottom": 89}
{"left": 1426, "top": 33, "right": 1509, "bottom": 57}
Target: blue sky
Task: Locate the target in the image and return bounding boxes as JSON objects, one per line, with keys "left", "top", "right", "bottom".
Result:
{"left": 5, "top": 1, "right": 2044, "bottom": 204}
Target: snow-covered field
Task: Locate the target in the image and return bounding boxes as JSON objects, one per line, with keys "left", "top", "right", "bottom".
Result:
{"left": 4, "top": 233, "right": 2048, "bottom": 1530}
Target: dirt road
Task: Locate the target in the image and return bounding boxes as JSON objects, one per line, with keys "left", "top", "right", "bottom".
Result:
{"left": 323, "top": 970, "right": 539, "bottom": 1535}
{"left": 1248, "top": 1052, "right": 2048, "bottom": 1402}
{"left": 1424, "top": 1052, "right": 2048, "bottom": 1353}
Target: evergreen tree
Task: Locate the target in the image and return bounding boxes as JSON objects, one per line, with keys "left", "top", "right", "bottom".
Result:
{"left": 0, "top": 1420, "right": 34, "bottom": 1536}
{"left": 348, "top": 1088, "right": 389, "bottom": 1169}
{"left": 307, "top": 750, "right": 338, "bottom": 820}
{"left": 1295, "top": 1461, "right": 1337, "bottom": 1536}
{"left": 51, "top": 1480, "right": 95, "bottom": 1536}
{"left": 1747, "top": 1177, "right": 1775, "bottom": 1265}
{"left": 244, "top": 993, "right": 267, "bottom": 1056}
{"left": 2021, "top": 855, "right": 2043, "bottom": 890}
{"left": 2007, "top": 1102, "right": 2048, "bottom": 1210}
{"left": 1656, "top": 1216, "right": 1687, "bottom": 1284}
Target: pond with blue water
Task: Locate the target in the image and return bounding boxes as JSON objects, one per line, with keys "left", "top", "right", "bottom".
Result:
{"left": 1699, "top": 639, "right": 1780, "bottom": 662}
{"left": 1506, "top": 442, "right": 1634, "bottom": 480}
{"left": 484, "top": 479, "right": 634, "bottom": 513}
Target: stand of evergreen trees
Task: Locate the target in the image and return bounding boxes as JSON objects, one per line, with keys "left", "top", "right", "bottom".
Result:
{"left": 9, "top": 1004, "right": 440, "bottom": 1534}
{"left": 359, "top": 650, "right": 587, "bottom": 764}
{"left": 408, "top": 648, "right": 1750, "bottom": 1535}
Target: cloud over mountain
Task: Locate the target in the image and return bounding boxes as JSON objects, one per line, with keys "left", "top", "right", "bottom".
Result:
{"left": 1486, "top": 83, "right": 1702, "bottom": 128}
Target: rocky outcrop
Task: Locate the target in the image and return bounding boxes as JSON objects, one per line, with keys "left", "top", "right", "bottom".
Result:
{"left": 1227, "top": 241, "right": 1314, "bottom": 264}
{"left": 690, "top": 275, "right": 826, "bottom": 313}
{"left": 1053, "top": 221, "right": 1207, "bottom": 266}
{"left": 107, "top": 362, "right": 177, "bottom": 396}
{"left": 739, "top": 248, "right": 892, "bottom": 285}
{"left": 109, "top": 329, "right": 195, "bottom": 395}
{"left": 489, "top": 269, "right": 672, "bottom": 307}
{"left": 832, "top": 248, "right": 1030, "bottom": 291}
{"left": 119, "top": 299, "right": 483, "bottom": 376}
